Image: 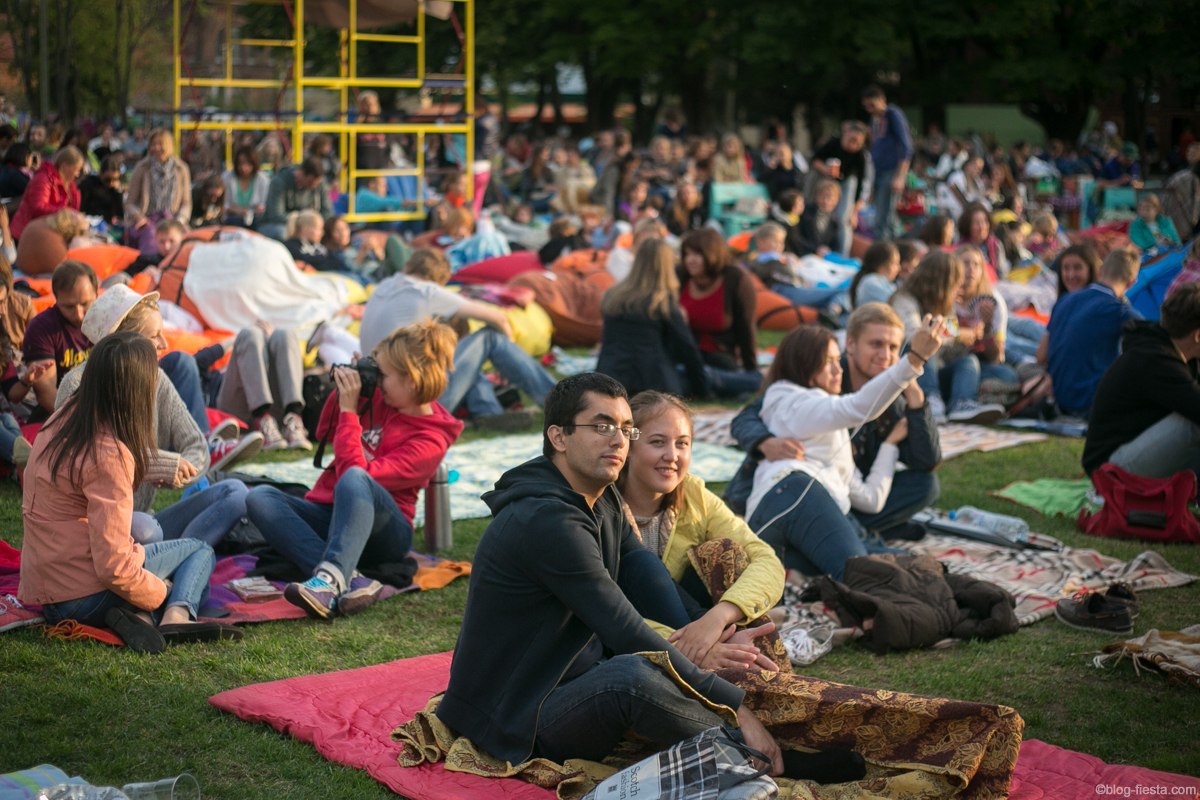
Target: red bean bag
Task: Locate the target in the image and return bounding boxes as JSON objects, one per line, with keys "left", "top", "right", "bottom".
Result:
{"left": 451, "top": 251, "right": 542, "bottom": 285}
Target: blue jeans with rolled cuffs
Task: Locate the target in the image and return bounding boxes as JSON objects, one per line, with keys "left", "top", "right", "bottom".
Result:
{"left": 43, "top": 537, "right": 216, "bottom": 625}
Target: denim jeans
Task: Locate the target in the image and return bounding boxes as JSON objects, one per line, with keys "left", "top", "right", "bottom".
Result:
{"left": 937, "top": 354, "right": 1019, "bottom": 408}
{"left": 703, "top": 366, "right": 763, "bottom": 399}
{"left": 748, "top": 471, "right": 867, "bottom": 581}
{"left": 1005, "top": 316, "right": 1046, "bottom": 364}
{"left": 42, "top": 538, "right": 215, "bottom": 625}
{"left": 160, "top": 350, "right": 210, "bottom": 436}
{"left": 617, "top": 547, "right": 694, "bottom": 630}
{"left": 871, "top": 169, "right": 899, "bottom": 240}
{"left": 1109, "top": 412, "right": 1200, "bottom": 481}
{"left": 131, "top": 479, "right": 249, "bottom": 547}
{"left": 534, "top": 654, "right": 726, "bottom": 763}
{"left": 852, "top": 469, "right": 940, "bottom": 536}
{"left": 245, "top": 467, "right": 413, "bottom": 588}
{"left": 0, "top": 412, "right": 21, "bottom": 463}
{"left": 441, "top": 327, "right": 557, "bottom": 417}
{"left": 769, "top": 283, "right": 841, "bottom": 309}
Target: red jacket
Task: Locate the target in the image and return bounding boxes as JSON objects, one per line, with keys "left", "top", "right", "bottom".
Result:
{"left": 307, "top": 391, "right": 463, "bottom": 523}
{"left": 11, "top": 160, "right": 81, "bottom": 240}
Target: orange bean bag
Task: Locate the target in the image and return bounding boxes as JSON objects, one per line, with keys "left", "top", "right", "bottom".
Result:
{"left": 14, "top": 217, "right": 69, "bottom": 275}
{"left": 756, "top": 287, "right": 819, "bottom": 330}
{"left": 65, "top": 245, "right": 141, "bottom": 281}
{"left": 510, "top": 270, "right": 605, "bottom": 348}
{"left": 727, "top": 231, "right": 753, "bottom": 253}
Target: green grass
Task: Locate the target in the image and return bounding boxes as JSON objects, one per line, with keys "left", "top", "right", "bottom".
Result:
{"left": 3, "top": 435, "right": 1199, "bottom": 796}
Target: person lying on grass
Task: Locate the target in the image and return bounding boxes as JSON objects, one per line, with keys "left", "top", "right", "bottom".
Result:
{"left": 19, "top": 331, "right": 242, "bottom": 653}
{"left": 245, "top": 320, "right": 463, "bottom": 619}
{"left": 614, "top": 389, "right": 785, "bottom": 669}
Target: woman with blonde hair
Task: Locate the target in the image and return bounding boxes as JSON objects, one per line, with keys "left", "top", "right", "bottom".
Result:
{"left": 597, "top": 238, "right": 709, "bottom": 398}
{"left": 713, "top": 133, "right": 750, "bottom": 183}
{"left": 125, "top": 129, "right": 192, "bottom": 258}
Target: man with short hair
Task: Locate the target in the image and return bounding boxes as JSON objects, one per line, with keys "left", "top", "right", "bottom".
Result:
{"left": 257, "top": 157, "right": 332, "bottom": 240}
{"left": 726, "top": 303, "right": 940, "bottom": 539}
{"left": 862, "top": 86, "right": 912, "bottom": 241}
{"left": 1046, "top": 247, "right": 1142, "bottom": 418}
{"left": 437, "top": 372, "right": 783, "bottom": 772}
{"left": 22, "top": 259, "right": 98, "bottom": 414}
{"left": 1084, "top": 283, "right": 1200, "bottom": 480}
{"left": 358, "top": 248, "right": 556, "bottom": 430}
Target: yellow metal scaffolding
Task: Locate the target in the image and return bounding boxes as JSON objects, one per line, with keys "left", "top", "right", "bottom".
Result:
{"left": 173, "top": 0, "right": 475, "bottom": 224}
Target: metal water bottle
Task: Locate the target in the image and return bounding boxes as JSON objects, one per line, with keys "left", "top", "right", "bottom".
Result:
{"left": 424, "top": 463, "right": 453, "bottom": 551}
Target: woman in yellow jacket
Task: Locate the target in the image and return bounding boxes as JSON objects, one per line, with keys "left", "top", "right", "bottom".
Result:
{"left": 617, "top": 390, "right": 785, "bottom": 671}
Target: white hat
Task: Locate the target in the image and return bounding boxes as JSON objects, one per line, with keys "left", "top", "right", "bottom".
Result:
{"left": 81, "top": 284, "right": 161, "bottom": 345}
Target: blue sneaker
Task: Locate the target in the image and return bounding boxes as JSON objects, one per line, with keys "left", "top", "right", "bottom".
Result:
{"left": 337, "top": 573, "right": 384, "bottom": 616}
{"left": 284, "top": 576, "right": 338, "bottom": 619}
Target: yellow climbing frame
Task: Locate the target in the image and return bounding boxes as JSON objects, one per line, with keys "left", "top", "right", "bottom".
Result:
{"left": 173, "top": 0, "right": 475, "bottom": 223}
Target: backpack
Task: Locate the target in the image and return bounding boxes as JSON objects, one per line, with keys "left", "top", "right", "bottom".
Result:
{"left": 1077, "top": 463, "right": 1200, "bottom": 544}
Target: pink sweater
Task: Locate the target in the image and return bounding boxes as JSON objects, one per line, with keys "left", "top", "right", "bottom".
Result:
{"left": 18, "top": 421, "right": 167, "bottom": 610}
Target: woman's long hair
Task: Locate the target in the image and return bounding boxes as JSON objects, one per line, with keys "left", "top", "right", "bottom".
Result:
{"left": 762, "top": 324, "right": 836, "bottom": 392}
{"left": 43, "top": 332, "right": 158, "bottom": 488}
{"left": 891, "top": 250, "right": 962, "bottom": 317}
{"left": 617, "top": 390, "right": 693, "bottom": 517}
{"left": 600, "top": 238, "right": 680, "bottom": 321}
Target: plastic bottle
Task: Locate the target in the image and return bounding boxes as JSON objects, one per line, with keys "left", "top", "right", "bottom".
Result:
{"left": 948, "top": 506, "right": 1030, "bottom": 542}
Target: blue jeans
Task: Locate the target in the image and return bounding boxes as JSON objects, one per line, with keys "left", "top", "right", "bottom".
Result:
{"left": 160, "top": 351, "right": 210, "bottom": 436}
{"left": 131, "top": 479, "right": 249, "bottom": 547}
{"left": 770, "top": 283, "right": 841, "bottom": 309}
{"left": 937, "top": 354, "right": 1019, "bottom": 408}
{"left": 1109, "top": 412, "right": 1200, "bottom": 481}
{"left": 617, "top": 547, "right": 694, "bottom": 630}
{"left": 441, "top": 327, "right": 556, "bottom": 417}
{"left": 534, "top": 654, "right": 726, "bottom": 763}
{"left": 245, "top": 467, "right": 414, "bottom": 588}
{"left": 703, "top": 366, "right": 763, "bottom": 399}
{"left": 871, "top": 169, "right": 899, "bottom": 240}
{"left": 1005, "top": 316, "right": 1046, "bottom": 364}
{"left": 0, "top": 412, "right": 21, "bottom": 463}
{"left": 852, "top": 469, "right": 940, "bottom": 536}
{"left": 43, "top": 538, "right": 215, "bottom": 624}
{"left": 749, "top": 472, "right": 867, "bottom": 581}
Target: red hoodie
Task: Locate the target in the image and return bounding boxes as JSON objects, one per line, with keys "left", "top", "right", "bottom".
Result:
{"left": 307, "top": 390, "right": 463, "bottom": 523}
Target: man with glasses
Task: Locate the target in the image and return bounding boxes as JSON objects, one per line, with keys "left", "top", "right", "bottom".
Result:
{"left": 436, "top": 372, "right": 783, "bottom": 773}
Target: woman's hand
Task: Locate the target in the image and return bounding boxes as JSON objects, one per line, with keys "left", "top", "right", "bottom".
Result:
{"left": 907, "top": 314, "right": 947, "bottom": 364}
{"left": 169, "top": 458, "right": 199, "bottom": 488}
{"left": 669, "top": 603, "right": 742, "bottom": 665}
{"left": 698, "top": 621, "right": 780, "bottom": 672}
{"left": 884, "top": 417, "right": 909, "bottom": 445}
{"left": 736, "top": 705, "right": 784, "bottom": 777}
{"left": 334, "top": 366, "right": 362, "bottom": 412}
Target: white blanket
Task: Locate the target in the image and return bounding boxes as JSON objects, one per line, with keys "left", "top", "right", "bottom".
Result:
{"left": 183, "top": 235, "right": 350, "bottom": 333}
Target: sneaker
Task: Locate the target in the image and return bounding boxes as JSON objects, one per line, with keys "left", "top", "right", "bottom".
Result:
{"left": 471, "top": 408, "right": 536, "bottom": 432}
{"left": 0, "top": 594, "right": 43, "bottom": 632}
{"left": 337, "top": 572, "right": 384, "bottom": 616}
{"left": 254, "top": 414, "right": 288, "bottom": 451}
{"left": 281, "top": 412, "right": 313, "bottom": 451}
{"left": 11, "top": 436, "right": 31, "bottom": 468}
{"left": 283, "top": 576, "right": 339, "bottom": 620}
{"left": 209, "top": 417, "right": 241, "bottom": 443}
{"left": 1054, "top": 589, "right": 1134, "bottom": 634}
{"left": 1104, "top": 582, "right": 1140, "bottom": 619}
{"left": 927, "top": 394, "right": 947, "bottom": 423}
{"left": 210, "top": 432, "right": 264, "bottom": 471}
{"left": 947, "top": 400, "right": 1006, "bottom": 424}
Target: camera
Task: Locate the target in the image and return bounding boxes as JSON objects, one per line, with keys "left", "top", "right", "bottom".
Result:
{"left": 331, "top": 356, "right": 381, "bottom": 398}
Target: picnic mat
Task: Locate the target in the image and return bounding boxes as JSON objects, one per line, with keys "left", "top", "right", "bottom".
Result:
{"left": 992, "top": 478, "right": 1093, "bottom": 518}
{"left": 213, "top": 651, "right": 1027, "bottom": 800}
{"left": 690, "top": 410, "right": 1049, "bottom": 460}
{"left": 1008, "top": 739, "right": 1200, "bottom": 799}
{"left": 901, "top": 534, "right": 1197, "bottom": 626}
{"left": 237, "top": 434, "right": 745, "bottom": 522}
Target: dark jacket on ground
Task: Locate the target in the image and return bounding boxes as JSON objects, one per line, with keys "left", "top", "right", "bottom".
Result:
{"left": 1083, "top": 321, "right": 1200, "bottom": 474}
{"left": 818, "top": 554, "right": 1018, "bottom": 654}
{"left": 596, "top": 303, "right": 709, "bottom": 398}
{"left": 723, "top": 359, "right": 941, "bottom": 515}
{"left": 437, "top": 456, "right": 744, "bottom": 765}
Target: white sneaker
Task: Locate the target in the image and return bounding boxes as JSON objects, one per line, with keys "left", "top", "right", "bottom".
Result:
{"left": 927, "top": 394, "right": 947, "bottom": 423}
{"left": 281, "top": 411, "right": 313, "bottom": 451}
{"left": 254, "top": 414, "right": 288, "bottom": 451}
{"left": 947, "top": 400, "right": 1006, "bottom": 424}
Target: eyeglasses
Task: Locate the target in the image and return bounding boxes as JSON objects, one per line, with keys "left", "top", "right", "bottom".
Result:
{"left": 572, "top": 422, "right": 640, "bottom": 441}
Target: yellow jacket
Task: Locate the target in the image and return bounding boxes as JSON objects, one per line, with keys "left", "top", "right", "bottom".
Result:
{"left": 661, "top": 474, "right": 785, "bottom": 623}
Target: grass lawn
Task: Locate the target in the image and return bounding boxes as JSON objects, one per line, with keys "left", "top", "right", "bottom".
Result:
{"left": 2, "top": 434, "right": 1199, "bottom": 796}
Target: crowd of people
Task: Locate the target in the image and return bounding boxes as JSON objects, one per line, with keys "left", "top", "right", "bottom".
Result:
{"left": 7, "top": 85, "right": 1200, "bottom": 786}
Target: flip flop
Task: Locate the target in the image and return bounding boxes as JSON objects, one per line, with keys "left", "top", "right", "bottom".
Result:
{"left": 104, "top": 607, "right": 166, "bottom": 654}
{"left": 159, "top": 621, "right": 244, "bottom": 644}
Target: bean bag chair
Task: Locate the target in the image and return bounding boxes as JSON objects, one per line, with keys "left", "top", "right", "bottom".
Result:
{"left": 66, "top": 244, "right": 140, "bottom": 282}
{"left": 510, "top": 270, "right": 605, "bottom": 348}
{"left": 756, "top": 288, "right": 819, "bottom": 330}
{"left": 727, "top": 230, "right": 753, "bottom": 253}
{"left": 451, "top": 251, "right": 542, "bottom": 285}
{"left": 551, "top": 248, "right": 608, "bottom": 280}
{"left": 465, "top": 301, "right": 554, "bottom": 357}
{"left": 13, "top": 217, "right": 69, "bottom": 275}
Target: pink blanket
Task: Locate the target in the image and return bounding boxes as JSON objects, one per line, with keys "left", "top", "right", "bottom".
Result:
{"left": 211, "top": 652, "right": 1200, "bottom": 800}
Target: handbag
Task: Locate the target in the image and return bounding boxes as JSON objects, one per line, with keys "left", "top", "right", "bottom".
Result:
{"left": 1077, "top": 463, "right": 1200, "bottom": 544}
{"left": 583, "top": 726, "right": 777, "bottom": 800}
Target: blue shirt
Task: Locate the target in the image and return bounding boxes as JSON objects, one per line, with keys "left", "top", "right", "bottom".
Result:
{"left": 869, "top": 105, "right": 914, "bottom": 173}
{"left": 1046, "top": 284, "right": 1142, "bottom": 416}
